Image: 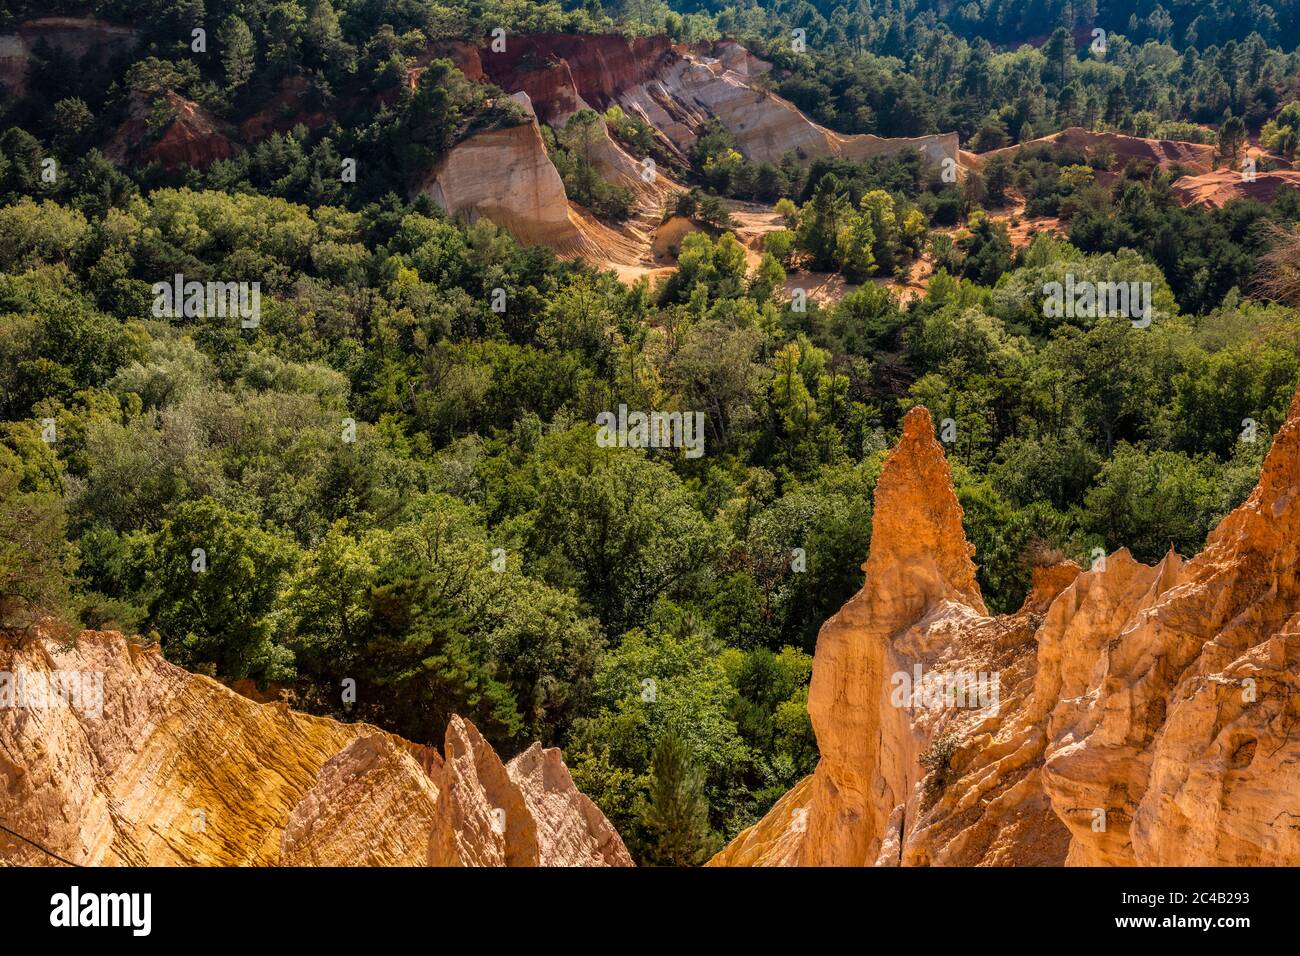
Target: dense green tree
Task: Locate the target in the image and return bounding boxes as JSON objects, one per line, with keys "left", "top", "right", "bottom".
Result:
{"left": 219, "top": 16, "right": 257, "bottom": 90}
{"left": 640, "top": 728, "right": 717, "bottom": 866}
{"left": 147, "top": 497, "right": 299, "bottom": 681}
{"left": 0, "top": 447, "right": 72, "bottom": 630}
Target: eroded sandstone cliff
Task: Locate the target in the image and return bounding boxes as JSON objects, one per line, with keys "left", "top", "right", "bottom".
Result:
{"left": 435, "top": 34, "right": 957, "bottom": 270}
{"left": 1172, "top": 169, "right": 1300, "bottom": 209}
{"left": 477, "top": 34, "right": 958, "bottom": 167}
{"left": 0, "top": 17, "right": 140, "bottom": 100}
{"left": 3, "top": 18, "right": 955, "bottom": 275}
{"left": 713, "top": 381, "right": 1300, "bottom": 867}
{"left": 0, "top": 630, "right": 630, "bottom": 867}
{"left": 104, "top": 91, "right": 240, "bottom": 171}
{"left": 415, "top": 91, "right": 652, "bottom": 268}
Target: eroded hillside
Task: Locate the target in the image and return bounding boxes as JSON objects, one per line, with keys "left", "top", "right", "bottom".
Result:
{"left": 421, "top": 34, "right": 958, "bottom": 274}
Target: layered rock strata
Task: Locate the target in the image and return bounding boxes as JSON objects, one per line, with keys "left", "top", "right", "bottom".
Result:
{"left": 0, "top": 630, "right": 630, "bottom": 867}
{"left": 714, "top": 382, "right": 1300, "bottom": 867}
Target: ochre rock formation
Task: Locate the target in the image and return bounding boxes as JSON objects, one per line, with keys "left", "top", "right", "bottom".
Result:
{"left": 973, "top": 126, "right": 1293, "bottom": 190}
{"left": 427, "top": 715, "right": 542, "bottom": 866}
{"left": 973, "top": 127, "right": 1220, "bottom": 172}
{"left": 0, "top": 630, "right": 630, "bottom": 867}
{"left": 714, "top": 382, "right": 1300, "bottom": 867}
{"left": 3, "top": 20, "right": 957, "bottom": 271}
{"left": 0, "top": 17, "right": 139, "bottom": 99}
{"left": 418, "top": 93, "right": 572, "bottom": 243}
{"left": 477, "top": 33, "right": 673, "bottom": 123}
{"left": 416, "top": 91, "right": 650, "bottom": 266}
{"left": 0, "top": 630, "right": 370, "bottom": 865}
{"left": 0, "top": 35, "right": 30, "bottom": 98}
{"left": 614, "top": 49, "right": 956, "bottom": 167}
{"left": 704, "top": 39, "right": 774, "bottom": 78}
{"left": 507, "top": 740, "right": 634, "bottom": 866}
{"left": 477, "top": 33, "right": 957, "bottom": 168}
{"left": 239, "top": 77, "right": 334, "bottom": 143}
{"left": 105, "top": 91, "right": 240, "bottom": 171}
{"left": 447, "top": 34, "right": 955, "bottom": 267}
{"left": 424, "top": 717, "right": 633, "bottom": 867}
{"left": 1172, "top": 169, "right": 1300, "bottom": 208}
{"left": 279, "top": 734, "right": 443, "bottom": 866}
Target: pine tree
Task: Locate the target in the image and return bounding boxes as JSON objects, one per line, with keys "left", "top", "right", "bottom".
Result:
{"left": 796, "top": 174, "right": 849, "bottom": 271}
{"left": 641, "top": 729, "right": 715, "bottom": 866}
{"left": 1217, "top": 113, "right": 1248, "bottom": 167}
{"left": 219, "top": 16, "right": 256, "bottom": 91}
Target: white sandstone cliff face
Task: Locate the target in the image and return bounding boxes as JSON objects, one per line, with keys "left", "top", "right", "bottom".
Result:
{"left": 420, "top": 93, "right": 575, "bottom": 246}
{"left": 416, "top": 92, "right": 649, "bottom": 267}
{"left": 610, "top": 48, "right": 958, "bottom": 167}
{"left": 0, "top": 36, "right": 27, "bottom": 98}
{"left": 0, "top": 18, "right": 140, "bottom": 100}
{"left": 713, "top": 382, "right": 1300, "bottom": 867}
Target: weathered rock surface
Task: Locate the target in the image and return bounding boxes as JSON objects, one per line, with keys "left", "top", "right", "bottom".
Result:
{"left": 279, "top": 734, "right": 443, "bottom": 866}
{"left": 974, "top": 126, "right": 1292, "bottom": 187}
{"left": 422, "top": 716, "right": 633, "bottom": 866}
{"left": 105, "top": 91, "right": 240, "bottom": 171}
{"left": 0, "top": 35, "right": 29, "bottom": 98}
{"left": 0, "top": 630, "right": 630, "bottom": 867}
{"left": 2, "top": 22, "right": 955, "bottom": 273}
{"left": 1172, "top": 169, "right": 1300, "bottom": 208}
{"left": 478, "top": 34, "right": 957, "bottom": 168}
{"left": 416, "top": 91, "right": 650, "bottom": 266}
{"left": 974, "top": 127, "right": 1220, "bottom": 172}
{"left": 617, "top": 49, "right": 956, "bottom": 167}
{"left": 0, "top": 17, "right": 139, "bottom": 99}
{"left": 0, "top": 630, "right": 373, "bottom": 865}
{"left": 507, "top": 741, "right": 635, "bottom": 867}
{"left": 427, "top": 715, "right": 541, "bottom": 866}
{"left": 448, "top": 34, "right": 956, "bottom": 269}
{"left": 478, "top": 33, "right": 673, "bottom": 125}
{"left": 239, "top": 77, "right": 333, "bottom": 143}
{"left": 713, "top": 381, "right": 1300, "bottom": 867}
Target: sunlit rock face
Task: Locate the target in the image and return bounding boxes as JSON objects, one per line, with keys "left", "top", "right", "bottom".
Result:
{"left": 713, "top": 384, "right": 1300, "bottom": 867}
{"left": 104, "top": 91, "right": 241, "bottom": 171}
{"left": 280, "top": 734, "right": 444, "bottom": 866}
{"left": 1172, "top": 169, "right": 1300, "bottom": 209}
{"left": 415, "top": 92, "right": 650, "bottom": 267}
{"left": 421, "top": 33, "right": 958, "bottom": 270}
{"left": 426, "top": 716, "right": 634, "bottom": 867}
{"left": 0, "top": 632, "right": 630, "bottom": 867}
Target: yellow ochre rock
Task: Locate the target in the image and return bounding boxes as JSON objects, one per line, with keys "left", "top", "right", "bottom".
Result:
{"left": 713, "top": 383, "right": 1300, "bottom": 867}
{"left": 0, "top": 630, "right": 630, "bottom": 867}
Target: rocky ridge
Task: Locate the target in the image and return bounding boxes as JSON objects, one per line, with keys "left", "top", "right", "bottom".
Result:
{"left": 0, "top": 629, "right": 631, "bottom": 867}
{"left": 713, "top": 380, "right": 1300, "bottom": 867}
{"left": 1172, "top": 168, "right": 1300, "bottom": 208}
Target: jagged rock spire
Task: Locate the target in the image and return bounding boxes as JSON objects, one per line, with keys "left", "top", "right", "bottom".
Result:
{"left": 863, "top": 406, "right": 987, "bottom": 617}
{"left": 717, "top": 381, "right": 1300, "bottom": 868}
